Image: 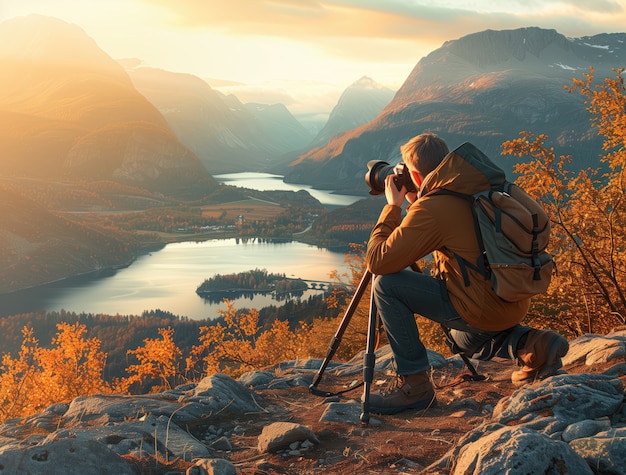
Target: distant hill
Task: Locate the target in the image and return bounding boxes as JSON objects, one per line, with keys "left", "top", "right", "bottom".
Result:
{"left": 284, "top": 27, "right": 626, "bottom": 194}
{"left": 0, "top": 15, "right": 213, "bottom": 198}
{"left": 311, "top": 76, "right": 395, "bottom": 147}
{"left": 0, "top": 185, "right": 137, "bottom": 293}
{"left": 126, "top": 66, "right": 312, "bottom": 175}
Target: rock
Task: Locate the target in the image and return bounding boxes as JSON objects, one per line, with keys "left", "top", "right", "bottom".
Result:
{"left": 191, "top": 373, "right": 261, "bottom": 414}
{"left": 319, "top": 401, "right": 362, "bottom": 425}
{"left": 425, "top": 348, "right": 626, "bottom": 475}
{"left": 2, "top": 335, "right": 626, "bottom": 474}
{"left": 335, "top": 346, "right": 452, "bottom": 377}
{"left": 0, "top": 438, "right": 135, "bottom": 474}
{"left": 189, "top": 458, "right": 237, "bottom": 475}
{"left": 210, "top": 435, "right": 233, "bottom": 451}
{"left": 61, "top": 378, "right": 257, "bottom": 429}
{"left": 569, "top": 428, "right": 626, "bottom": 474}
{"left": 238, "top": 370, "right": 274, "bottom": 388}
{"left": 451, "top": 425, "right": 594, "bottom": 475}
{"left": 62, "top": 393, "right": 184, "bottom": 426}
{"left": 562, "top": 417, "right": 612, "bottom": 442}
{"left": 46, "top": 414, "right": 210, "bottom": 461}
{"left": 562, "top": 332, "right": 626, "bottom": 366}
{"left": 257, "top": 422, "right": 319, "bottom": 453}
{"left": 493, "top": 373, "right": 624, "bottom": 435}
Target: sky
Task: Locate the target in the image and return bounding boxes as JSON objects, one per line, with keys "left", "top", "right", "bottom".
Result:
{"left": 1, "top": 0, "right": 626, "bottom": 126}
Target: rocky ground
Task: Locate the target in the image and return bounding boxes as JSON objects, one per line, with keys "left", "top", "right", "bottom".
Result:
{"left": 1, "top": 331, "right": 625, "bottom": 475}
{"left": 229, "top": 357, "right": 520, "bottom": 474}
{"left": 224, "top": 354, "right": 622, "bottom": 474}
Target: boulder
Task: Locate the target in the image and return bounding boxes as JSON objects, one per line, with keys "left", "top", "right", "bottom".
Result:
{"left": 493, "top": 373, "right": 624, "bottom": 435}
{"left": 257, "top": 422, "right": 319, "bottom": 453}
{"left": 0, "top": 438, "right": 135, "bottom": 475}
{"left": 569, "top": 427, "right": 626, "bottom": 474}
{"left": 451, "top": 425, "right": 593, "bottom": 475}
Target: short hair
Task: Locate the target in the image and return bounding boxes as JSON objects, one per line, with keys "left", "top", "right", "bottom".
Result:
{"left": 400, "top": 133, "right": 449, "bottom": 176}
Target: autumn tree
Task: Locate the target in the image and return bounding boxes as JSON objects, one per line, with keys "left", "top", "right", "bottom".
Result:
{"left": 0, "top": 327, "right": 41, "bottom": 421}
{"left": 121, "top": 327, "right": 183, "bottom": 393}
{"left": 502, "top": 67, "right": 626, "bottom": 335}
{"left": 0, "top": 323, "right": 110, "bottom": 423}
{"left": 38, "top": 322, "right": 109, "bottom": 403}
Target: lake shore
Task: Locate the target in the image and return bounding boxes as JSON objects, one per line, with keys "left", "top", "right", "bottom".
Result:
{"left": 0, "top": 237, "right": 351, "bottom": 319}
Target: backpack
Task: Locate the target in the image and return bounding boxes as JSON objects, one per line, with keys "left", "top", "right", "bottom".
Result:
{"left": 427, "top": 142, "right": 553, "bottom": 302}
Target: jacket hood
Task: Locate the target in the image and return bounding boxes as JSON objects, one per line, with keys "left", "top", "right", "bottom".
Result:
{"left": 420, "top": 142, "right": 506, "bottom": 196}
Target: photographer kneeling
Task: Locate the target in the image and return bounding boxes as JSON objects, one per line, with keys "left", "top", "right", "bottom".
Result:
{"left": 365, "top": 133, "right": 568, "bottom": 415}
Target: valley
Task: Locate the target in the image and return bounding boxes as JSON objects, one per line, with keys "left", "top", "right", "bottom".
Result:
{"left": 2, "top": 18, "right": 622, "bottom": 300}
{"left": 0, "top": 172, "right": 379, "bottom": 297}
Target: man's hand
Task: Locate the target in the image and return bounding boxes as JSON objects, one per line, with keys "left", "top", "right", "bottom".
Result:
{"left": 405, "top": 190, "right": 418, "bottom": 204}
{"left": 384, "top": 174, "right": 406, "bottom": 207}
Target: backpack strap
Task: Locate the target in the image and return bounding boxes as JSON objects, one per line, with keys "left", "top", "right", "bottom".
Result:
{"left": 531, "top": 213, "right": 542, "bottom": 280}
{"left": 424, "top": 188, "right": 491, "bottom": 286}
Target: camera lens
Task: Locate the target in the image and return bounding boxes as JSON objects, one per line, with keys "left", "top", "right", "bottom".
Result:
{"left": 365, "top": 160, "right": 395, "bottom": 195}
{"left": 365, "top": 160, "right": 416, "bottom": 195}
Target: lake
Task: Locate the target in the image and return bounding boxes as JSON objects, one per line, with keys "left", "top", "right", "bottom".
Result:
{"left": 215, "top": 172, "right": 363, "bottom": 207}
{"left": 0, "top": 239, "right": 351, "bottom": 320}
{"left": 1, "top": 173, "right": 363, "bottom": 320}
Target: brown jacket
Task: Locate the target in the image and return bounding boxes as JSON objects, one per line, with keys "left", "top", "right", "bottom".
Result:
{"left": 366, "top": 151, "right": 530, "bottom": 331}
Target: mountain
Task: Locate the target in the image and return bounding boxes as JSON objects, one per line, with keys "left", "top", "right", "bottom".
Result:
{"left": 311, "top": 76, "right": 395, "bottom": 147}
{"left": 243, "top": 102, "right": 313, "bottom": 155}
{"left": 126, "top": 66, "right": 312, "bottom": 175}
{"left": 284, "top": 27, "right": 626, "bottom": 194}
{"left": 0, "top": 15, "right": 212, "bottom": 197}
{"left": 0, "top": 185, "right": 137, "bottom": 293}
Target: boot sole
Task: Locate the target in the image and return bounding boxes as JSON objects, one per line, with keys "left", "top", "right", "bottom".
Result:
{"left": 368, "top": 396, "right": 438, "bottom": 415}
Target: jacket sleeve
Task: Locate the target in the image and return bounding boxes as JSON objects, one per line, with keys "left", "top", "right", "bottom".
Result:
{"left": 366, "top": 201, "right": 442, "bottom": 275}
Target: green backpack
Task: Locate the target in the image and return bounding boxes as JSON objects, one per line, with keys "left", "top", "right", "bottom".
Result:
{"left": 428, "top": 142, "right": 553, "bottom": 302}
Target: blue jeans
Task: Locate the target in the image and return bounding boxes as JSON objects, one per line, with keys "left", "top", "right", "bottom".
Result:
{"left": 372, "top": 270, "right": 530, "bottom": 375}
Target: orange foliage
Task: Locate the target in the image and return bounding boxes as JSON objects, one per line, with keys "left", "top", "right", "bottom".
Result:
{"left": 0, "top": 323, "right": 110, "bottom": 422}
{"left": 501, "top": 68, "right": 626, "bottom": 335}
{"left": 185, "top": 300, "right": 313, "bottom": 378}
{"left": 120, "top": 327, "right": 183, "bottom": 393}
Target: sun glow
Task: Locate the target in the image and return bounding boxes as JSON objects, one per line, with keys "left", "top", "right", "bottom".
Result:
{"left": 2, "top": 0, "right": 626, "bottom": 118}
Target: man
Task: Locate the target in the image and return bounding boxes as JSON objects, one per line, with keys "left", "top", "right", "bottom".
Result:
{"left": 365, "top": 133, "right": 569, "bottom": 415}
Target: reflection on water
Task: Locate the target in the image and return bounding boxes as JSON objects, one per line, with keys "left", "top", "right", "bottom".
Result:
{"left": 0, "top": 239, "right": 350, "bottom": 320}
{"left": 197, "top": 289, "right": 307, "bottom": 305}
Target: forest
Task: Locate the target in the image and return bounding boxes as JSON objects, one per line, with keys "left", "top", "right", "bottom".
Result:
{"left": 0, "top": 290, "right": 340, "bottom": 388}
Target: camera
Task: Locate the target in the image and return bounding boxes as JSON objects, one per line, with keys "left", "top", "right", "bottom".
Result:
{"left": 364, "top": 160, "right": 416, "bottom": 196}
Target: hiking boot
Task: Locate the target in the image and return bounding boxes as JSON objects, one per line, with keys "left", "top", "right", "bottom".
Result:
{"left": 511, "top": 330, "right": 569, "bottom": 386}
{"left": 366, "top": 371, "right": 437, "bottom": 415}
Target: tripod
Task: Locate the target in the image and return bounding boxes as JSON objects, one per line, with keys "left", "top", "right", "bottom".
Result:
{"left": 309, "top": 269, "right": 485, "bottom": 425}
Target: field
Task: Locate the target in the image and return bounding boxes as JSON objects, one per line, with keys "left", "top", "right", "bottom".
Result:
{"left": 200, "top": 198, "right": 285, "bottom": 220}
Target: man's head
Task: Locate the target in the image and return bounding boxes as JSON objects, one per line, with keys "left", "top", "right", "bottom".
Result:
{"left": 400, "top": 133, "right": 449, "bottom": 187}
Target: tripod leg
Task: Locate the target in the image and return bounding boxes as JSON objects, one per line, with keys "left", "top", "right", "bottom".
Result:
{"left": 309, "top": 270, "right": 372, "bottom": 397}
{"left": 440, "top": 324, "right": 486, "bottom": 381}
{"left": 360, "top": 274, "right": 379, "bottom": 424}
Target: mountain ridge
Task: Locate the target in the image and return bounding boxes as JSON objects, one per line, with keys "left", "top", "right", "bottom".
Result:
{"left": 0, "top": 14, "right": 212, "bottom": 197}
{"left": 310, "top": 76, "right": 395, "bottom": 147}
{"left": 284, "top": 27, "right": 626, "bottom": 194}
{"left": 126, "top": 65, "right": 314, "bottom": 175}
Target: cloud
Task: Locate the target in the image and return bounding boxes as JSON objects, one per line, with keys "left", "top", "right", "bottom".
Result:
{"left": 138, "top": 0, "right": 626, "bottom": 65}
{"left": 140, "top": 0, "right": 625, "bottom": 34}
{"left": 527, "top": 0, "right": 623, "bottom": 14}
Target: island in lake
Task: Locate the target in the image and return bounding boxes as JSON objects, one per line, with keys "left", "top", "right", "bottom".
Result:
{"left": 196, "top": 268, "right": 311, "bottom": 304}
